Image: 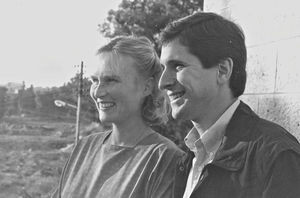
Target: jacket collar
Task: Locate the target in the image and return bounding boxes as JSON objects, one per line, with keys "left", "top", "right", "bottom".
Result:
{"left": 212, "top": 101, "right": 259, "bottom": 171}
{"left": 178, "top": 101, "right": 259, "bottom": 172}
{"left": 184, "top": 100, "right": 240, "bottom": 156}
{"left": 174, "top": 101, "right": 259, "bottom": 198}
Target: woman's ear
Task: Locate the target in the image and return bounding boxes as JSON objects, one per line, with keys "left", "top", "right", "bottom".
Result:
{"left": 143, "top": 77, "right": 154, "bottom": 97}
{"left": 217, "top": 58, "right": 233, "bottom": 85}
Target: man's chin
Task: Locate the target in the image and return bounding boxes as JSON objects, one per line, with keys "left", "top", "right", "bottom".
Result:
{"left": 171, "top": 107, "right": 187, "bottom": 121}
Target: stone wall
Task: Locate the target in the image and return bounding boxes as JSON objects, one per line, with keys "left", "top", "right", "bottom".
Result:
{"left": 204, "top": 0, "right": 300, "bottom": 140}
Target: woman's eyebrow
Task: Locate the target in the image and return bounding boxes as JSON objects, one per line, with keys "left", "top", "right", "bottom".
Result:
{"left": 88, "top": 75, "right": 98, "bottom": 81}
{"left": 89, "top": 74, "right": 121, "bottom": 80}
{"left": 102, "top": 74, "right": 121, "bottom": 80}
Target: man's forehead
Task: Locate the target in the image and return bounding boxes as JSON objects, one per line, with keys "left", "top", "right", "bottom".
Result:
{"left": 160, "top": 40, "right": 193, "bottom": 64}
{"left": 160, "top": 42, "right": 180, "bottom": 62}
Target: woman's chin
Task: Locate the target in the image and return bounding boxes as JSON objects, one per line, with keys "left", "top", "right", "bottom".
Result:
{"left": 99, "top": 116, "right": 112, "bottom": 125}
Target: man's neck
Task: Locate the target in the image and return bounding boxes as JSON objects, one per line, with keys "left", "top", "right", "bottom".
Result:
{"left": 192, "top": 97, "right": 238, "bottom": 136}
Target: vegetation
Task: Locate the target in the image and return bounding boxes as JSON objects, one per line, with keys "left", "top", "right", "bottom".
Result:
{"left": 99, "top": 0, "right": 203, "bottom": 53}
{"left": 0, "top": 114, "right": 102, "bottom": 197}
{"left": 0, "top": 86, "right": 8, "bottom": 120}
{"left": 3, "top": 74, "right": 97, "bottom": 123}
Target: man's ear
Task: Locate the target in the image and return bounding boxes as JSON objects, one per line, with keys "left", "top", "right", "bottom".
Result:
{"left": 143, "top": 77, "right": 154, "bottom": 97}
{"left": 217, "top": 58, "right": 233, "bottom": 85}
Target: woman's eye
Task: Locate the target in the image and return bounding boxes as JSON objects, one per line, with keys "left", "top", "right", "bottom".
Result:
{"left": 89, "top": 77, "right": 99, "bottom": 87}
{"left": 89, "top": 76, "right": 118, "bottom": 87}
{"left": 91, "top": 79, "right": 99, "bottom": 85}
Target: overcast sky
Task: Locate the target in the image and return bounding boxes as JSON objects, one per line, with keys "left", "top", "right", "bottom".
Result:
{"left": 0, "top": 0, "right": 122, "bottom": 88}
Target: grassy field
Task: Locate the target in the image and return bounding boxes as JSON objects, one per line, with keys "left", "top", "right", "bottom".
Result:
{"left": 0, "top": 115, "right": 100, "bottom": 198}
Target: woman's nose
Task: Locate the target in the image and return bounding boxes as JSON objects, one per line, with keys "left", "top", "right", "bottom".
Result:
{"left": 91, "top": 83, "right": 107, "bottom": 99}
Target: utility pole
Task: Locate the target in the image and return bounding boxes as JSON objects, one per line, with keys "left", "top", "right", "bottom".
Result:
{"left": 75, "top": 61, "right": 83, "bottom": 144}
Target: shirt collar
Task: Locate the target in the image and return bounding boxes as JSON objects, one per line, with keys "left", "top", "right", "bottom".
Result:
{"left": 185, "top": 99, "right": 240, "bottom": 154}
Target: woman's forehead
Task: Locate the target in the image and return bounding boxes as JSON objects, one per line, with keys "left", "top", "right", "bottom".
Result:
{"left": 94, "top": 53, "right": 138, "bottom": 77}
{"left": 98, "top": 53, "right": 120, "bottom": 71}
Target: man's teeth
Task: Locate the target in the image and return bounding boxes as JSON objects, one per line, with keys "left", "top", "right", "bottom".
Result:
{"left": 99, "top": 102, "right": 115, "bottom": 108}
{"left": 173, "top": 93, "right": 182, "bottom": 98}
{"left": 170, "top": 92, "right": 184, "bottom": 100}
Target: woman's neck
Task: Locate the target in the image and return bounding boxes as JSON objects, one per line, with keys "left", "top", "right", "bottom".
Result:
{"left": 109, "top": 118, "right": 153, "bottom": 147}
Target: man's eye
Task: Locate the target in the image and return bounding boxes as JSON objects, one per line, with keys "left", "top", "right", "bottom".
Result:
{"left": 175, "top": 65, "right": 185, "bottom": 71}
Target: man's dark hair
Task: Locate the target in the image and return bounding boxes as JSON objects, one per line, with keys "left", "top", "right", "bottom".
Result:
{"left": 160, "top": 12, "right": 247, "bottom": 97}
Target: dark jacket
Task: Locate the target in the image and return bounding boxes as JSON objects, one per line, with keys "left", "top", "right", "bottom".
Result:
{"left": 173, "top": 101, "right": 300, "bottom": 198}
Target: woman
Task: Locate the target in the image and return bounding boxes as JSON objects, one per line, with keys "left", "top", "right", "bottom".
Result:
{"left": 52, "top": 36, "right": 184, "bottom": 198}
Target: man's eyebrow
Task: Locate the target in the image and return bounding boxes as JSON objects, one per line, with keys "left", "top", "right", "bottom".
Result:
{"left": 166, "top": 59, "right": 188, "bottom": 66}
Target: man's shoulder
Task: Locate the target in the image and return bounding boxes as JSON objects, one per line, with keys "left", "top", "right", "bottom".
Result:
{"left": 234, "top": 101, "right": 299, "bottom": 148}
{"left": 246, "top": 117, "right": 300, "bottom": 169}
{"left": 231, "top": 101, "right": 300, "bottom": 158}
{"left": 246, "top": 117, "right": 300, "bottom": 183}
{"left": 253, "top": 117, "right": 300, "bottom": 150}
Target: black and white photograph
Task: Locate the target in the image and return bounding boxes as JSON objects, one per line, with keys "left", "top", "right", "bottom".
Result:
{"left": 0, "top": 0, "right": 300, "bottom": 197}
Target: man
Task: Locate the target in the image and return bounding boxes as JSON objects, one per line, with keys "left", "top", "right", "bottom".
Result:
{"left": 159, "top": 12, "right": 300, "bottom": 198}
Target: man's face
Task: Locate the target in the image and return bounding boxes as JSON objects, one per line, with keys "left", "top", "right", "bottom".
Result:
{"left": 159, "top": 39, "right": 219, "bottom": 123}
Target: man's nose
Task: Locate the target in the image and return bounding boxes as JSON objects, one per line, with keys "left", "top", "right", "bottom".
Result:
{"left": 159, "top": 68, "right": 175, "bottom": 90}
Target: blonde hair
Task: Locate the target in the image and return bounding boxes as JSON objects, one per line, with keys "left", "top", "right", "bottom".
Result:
{"left": 97, "top": 35, "right": 169, "bottom": 125}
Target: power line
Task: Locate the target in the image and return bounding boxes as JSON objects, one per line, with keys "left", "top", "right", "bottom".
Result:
{"left": 247, "top": 34, "right": 300, "bottom": 49}
{"left": 243, "top": 91, "right": 300, "bottom": 96}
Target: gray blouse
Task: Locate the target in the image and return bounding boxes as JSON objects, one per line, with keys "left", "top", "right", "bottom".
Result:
{"left": 51, "top": 131, "right": 184, "bottom": 198}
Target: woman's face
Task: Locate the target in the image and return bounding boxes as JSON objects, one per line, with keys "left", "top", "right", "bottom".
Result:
{"left": 90, "top": 53, "right": 147, "bottom": 125}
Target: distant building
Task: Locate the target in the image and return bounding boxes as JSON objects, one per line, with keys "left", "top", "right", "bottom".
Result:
{"left": 5, "top": 82, "right": 24, "bottom": 94}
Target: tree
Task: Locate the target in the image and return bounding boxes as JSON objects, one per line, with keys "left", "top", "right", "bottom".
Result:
{"left": 22, "top": 85, "right": 37, "bottom": 111}
{"left": 99, "top": 0, "right": 203, "bottom": 52}
{"left": 36, "top": 89, "right": 58, "bottom": 115}
{"left": 16, "top": 81, "right": 26, "bottom": 114}
{"left": 0, "top": 86, "right": 8, "bottom": 120}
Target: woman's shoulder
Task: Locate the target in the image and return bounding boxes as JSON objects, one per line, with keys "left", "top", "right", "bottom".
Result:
{"left": 75, "top": 130, "right": 111, "bottom": 150}
{"left": 143, "top": 132, "right": 184, "bottom": 156}
{"left": 81, "top": 130, "right": 110, "bottom": 141}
